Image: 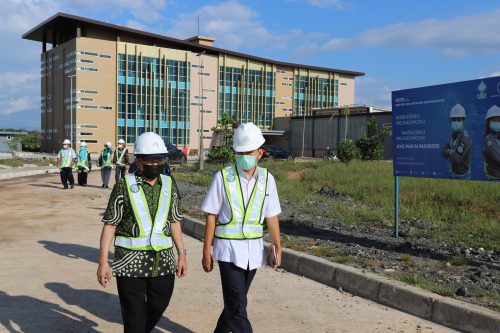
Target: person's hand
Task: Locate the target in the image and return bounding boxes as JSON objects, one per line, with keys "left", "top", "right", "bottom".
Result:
{"left": 97, "top": 262, "right": 112, "bottom": 288}
{"left": 202, "top": 252, "right": 214, "bottom": 273}
{"left": 269, "top": 245, "right": 282, "bottom": 270}
{"left": 177, "top": 253, "right": 187, "bottom": 278}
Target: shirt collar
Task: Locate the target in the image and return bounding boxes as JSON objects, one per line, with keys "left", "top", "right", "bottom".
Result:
{"left": 236, "top": 164, "right": 259, "bottom": 181}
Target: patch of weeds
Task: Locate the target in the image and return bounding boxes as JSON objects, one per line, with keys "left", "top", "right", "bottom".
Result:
{"left": 397, "top": 273, "right": 456, "bottom": 297}
{"left": 450, "top": 256, "right": 469, "bottom": 266}
{"left": 399, "top": 254, "right": 415, "bottom": 268}
{"left": 334, "top": 255, "right": 353, "bottom": 264}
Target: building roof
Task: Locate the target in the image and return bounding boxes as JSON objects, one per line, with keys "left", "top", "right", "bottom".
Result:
{"left": 23, "top": 12, "right": 365, "bottom": 77}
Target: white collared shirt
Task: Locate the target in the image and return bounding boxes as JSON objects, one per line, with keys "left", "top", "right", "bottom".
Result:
{"left": 201, "top": 165, "right": 281, "bottom": 270}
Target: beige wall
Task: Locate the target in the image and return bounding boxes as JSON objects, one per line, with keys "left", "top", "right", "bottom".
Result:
{"left": 338, "top": 74, "right": 355, "bottom": 106}
{"left": 275, "top": 66, "right": 294, "bottom": 118}
{"left": 188, "top": 53, "right": 218, "bottom": 156}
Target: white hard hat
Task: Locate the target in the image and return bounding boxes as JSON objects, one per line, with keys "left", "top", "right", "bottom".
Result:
{"left": 105, "top": 141, "right": 112, "bottom": 148}
{"left": 79, "top": 141, "right": 87, "bottom": 147}
{"left": 485, "top": 105, "right": 500, "bottom": 120}
{"left": 118, "top": 138, "right": 125, "bottom": 144}
{"left": 450, "top": 104, "right": 466, "bottom": 118}
{"left": 63, "top": 139, "right": 70, "bottom": 145}
{"left": 134, "top": 132, "right": 168, "bottom": 155}
{"left": 233, "top": 122, "right": 265, "bottom": 152}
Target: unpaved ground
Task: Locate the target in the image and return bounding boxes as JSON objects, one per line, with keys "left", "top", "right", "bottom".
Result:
{"left": 0, "top": 172, "right": 458, "bottom": 332}
{"left": 177, "top": 180, "right": 500, "bottom": 312}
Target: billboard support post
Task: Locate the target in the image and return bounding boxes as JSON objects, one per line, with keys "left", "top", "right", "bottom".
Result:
{"left": 394, "top": 176, "right": 399, "bottom": 238}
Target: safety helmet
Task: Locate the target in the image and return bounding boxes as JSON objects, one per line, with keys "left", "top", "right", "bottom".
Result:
{"left": 105, "top": 141, "right": 112, "bottom": 148}
{"left": 485, "top": 105, "right": 500, "bottom": 120}
{"left": 449, "top": 104, "right": 466, "bottom": 119}
{"left": 133, "top": 132, "right": 168, "bottom": 155}
{"left": 233, "top": 122, "right": 265, "bottom": 152}
{"left": 79, "top": 141, "right": 87, "bottom": 147}
{"left": 117, "top": 138, "right": 125, "bottom": 144}
{"left": 63, "top": 139, "right": 70, "bottom": 145}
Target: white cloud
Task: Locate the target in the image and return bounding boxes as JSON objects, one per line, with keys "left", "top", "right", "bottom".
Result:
{"left": 0, "top": 96, "right": 36, "bottom": 115}
{"left": 165, "top": 1, "right": 326, "bottom": 52}
{"left": 299, "top": 9, "right": 500, "bottom": 58}
{"left": 355, "top": 76, "right": 393, "bottom": 108}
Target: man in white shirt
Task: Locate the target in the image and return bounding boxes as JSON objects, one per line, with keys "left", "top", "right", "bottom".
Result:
{"left": 56, "top": 139, "right": 77, "bottom": 189}
{"left": 201, "top": 122, "right": 282, "bottom": 333}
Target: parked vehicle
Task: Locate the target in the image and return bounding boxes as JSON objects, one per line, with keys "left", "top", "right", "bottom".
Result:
{"left": 166, "top": 143, "right": 187, "bottom": 165}
{"left": 261, "top": 145, "right": 294, "bottom": 161}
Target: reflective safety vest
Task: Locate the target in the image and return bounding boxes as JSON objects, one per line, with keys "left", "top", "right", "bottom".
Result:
{"left": 100, "top": 150, "right": 113, "bottom": 168}
{"left": 59, "top": 149, "right": 73, "bottom": 168}
{"left": 114, "top": 174, "right": 173, "bottom": 251}
{"left": 115, "top": 148, "right": 127, "bottom": 165}
{"left": 215, "top": 165, "right": 268, "bottom": 239}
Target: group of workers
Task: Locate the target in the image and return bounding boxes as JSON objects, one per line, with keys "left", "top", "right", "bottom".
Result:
{"left": 92, "top": 122, "right": 281, "bottom": 333}
{"left": 56, "top": 139, "right": 130, "bottom": 189}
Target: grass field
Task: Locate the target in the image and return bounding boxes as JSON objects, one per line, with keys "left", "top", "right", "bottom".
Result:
{"left": 175, "top": 160, "right": 500, "bottom": 251}
{"left": 0, "top": 158, "right": 56, "bottom": 168}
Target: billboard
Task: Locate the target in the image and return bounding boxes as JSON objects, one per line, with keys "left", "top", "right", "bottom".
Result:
{"left": 392, "top": 76, "right": 500, "bottom": 181}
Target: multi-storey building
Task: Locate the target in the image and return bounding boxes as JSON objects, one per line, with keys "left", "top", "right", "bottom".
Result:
{"left": 24, "top": 13, "right": 364, "bottom": 154}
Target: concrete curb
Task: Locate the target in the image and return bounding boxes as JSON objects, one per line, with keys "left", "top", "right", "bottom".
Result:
{"left": 0, "top": 167, "right": 59, "bottom": 181}
{"left": 182, "top": 215, "right": 500, "bottom": 333}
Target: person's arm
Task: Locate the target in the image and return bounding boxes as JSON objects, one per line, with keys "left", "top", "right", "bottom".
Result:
{"left": 202, "top": 214, "right": 216, "bottom": 272}
{"left": 171, "top": 222, "right": 187, "bottom": 277}
{"left": 56, "top": 150, "right": 60, "bottom": 168}
{"left": 97, "top": 224, "right": 116, "bottom": 288}
{"left": 266, "top": 215, "right": 282, "bottom": 269}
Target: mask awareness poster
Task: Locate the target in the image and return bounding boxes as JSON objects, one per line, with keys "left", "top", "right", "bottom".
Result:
{"left": 392, "top": 76, "right": 500, "bottom": 182}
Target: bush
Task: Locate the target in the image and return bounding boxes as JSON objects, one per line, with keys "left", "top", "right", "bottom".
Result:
{"left": 339, "top": 139, "right": 359, "bottom": 162}
{"left": 206, "top": 146, "right": 234, "bottom": 164}
{"left": 355, "top": 117, "right": 389, "bottom": 160}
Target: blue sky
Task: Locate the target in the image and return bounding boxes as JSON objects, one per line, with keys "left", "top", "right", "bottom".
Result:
{"left": 1, "top": 0, "right": 500, "bottom": 130}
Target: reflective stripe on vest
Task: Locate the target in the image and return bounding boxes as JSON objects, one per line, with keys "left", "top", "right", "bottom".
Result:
{"left": 59, "top": 149, "right": 73, "bottom": 168}
{"left": 215, "top": 165, "right": 268, "bottom": 239}
{"left": 114, "top": 174, "right": 173, "bottom": 251}
{"left": 115, "top": 148, "right": 126, "bottom": 165}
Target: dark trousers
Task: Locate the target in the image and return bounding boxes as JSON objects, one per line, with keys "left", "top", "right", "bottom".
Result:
{"left": 215, "top": 261, "right": 257, "bottom": 333}
{"left": 117, "top": 275, "right": 175, "bottom": 333}
{"left": 115, "top": 165, "right": 127, "bottom": 183}
{"left": 59, "top": 167, "right": 74, "bottom": 188}
{"left": 77, "top": 170, "right": 88, "bottom": 186}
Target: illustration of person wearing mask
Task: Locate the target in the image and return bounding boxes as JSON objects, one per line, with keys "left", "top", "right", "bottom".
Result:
{"left": 442, "top": 104, "right": 472, "bottom": 179}
{"left": 483, "top": 105, "right": 500, "bottom": 180}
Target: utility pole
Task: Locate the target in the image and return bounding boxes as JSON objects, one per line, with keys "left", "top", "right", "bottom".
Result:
{"left": 68, "top": 74, "right": 76, "bottom": 149}
{"left": 196, "top": 50, "right": 206, "bottom": 171}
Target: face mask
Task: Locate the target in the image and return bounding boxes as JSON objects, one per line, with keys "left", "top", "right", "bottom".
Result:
{"left": 235, "top": 155, "right": 257, "bottom": 171}
{"left": 142, "top": 164, "right": 164, "bottom": 179}
{"left": 490, "top": 121, "right": 500, "bottom": 132}
{"left": 63, "top": 145, "right": 69, "bottom": 149}
{"left": 451, "top": 121, "right": 463, "bottom": 132}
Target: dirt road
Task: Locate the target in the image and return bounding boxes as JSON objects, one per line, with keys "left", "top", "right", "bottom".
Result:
{"left": 0, "top": 172, "right": 457, "bottom": 332}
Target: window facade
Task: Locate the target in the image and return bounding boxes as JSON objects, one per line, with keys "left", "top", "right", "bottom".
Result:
{"left": 218, "top": 65, "right": 275, "bottom": 128}
{"left": 118, "top": 53, "right": 190, "bottom": 146}
{"left": 293, "top": 75, "right": 338, "bottom": 115}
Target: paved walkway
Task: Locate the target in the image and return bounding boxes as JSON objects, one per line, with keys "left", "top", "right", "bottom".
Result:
{"left": 0, "top": 172, "right": 457, "bottom": 332}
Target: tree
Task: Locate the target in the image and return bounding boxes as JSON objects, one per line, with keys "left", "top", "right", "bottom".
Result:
{"left": 6, "top": 136, "right": 21, "bottom": 158}
{"left": 207, "top": 113, "right": 237, "bottom": 164}
{"left": 20, "top": 131, "right": 41, "bottom": 151}
{"left": 339, "top": 139, "right": 359, "bottom": 163}
{"left": 355, "top": 117, "right": 389, "bottom": 160}
{"left": 343, "top": 106, "right": 351, "bottom": 140}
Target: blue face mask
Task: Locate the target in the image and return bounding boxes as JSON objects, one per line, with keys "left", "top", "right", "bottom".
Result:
{"left": 235, "top": 155, "right": 257, "bottom": 171}
{"left": 451, "top": 121, "right": 464, "bottom": 132}
{"left": 490, "top": 121, "right": 500, "bottom": 133}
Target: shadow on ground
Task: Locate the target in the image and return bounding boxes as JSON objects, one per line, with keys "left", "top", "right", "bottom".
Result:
{"left": 46, "top": 283, "right": 194, "bottom": 333}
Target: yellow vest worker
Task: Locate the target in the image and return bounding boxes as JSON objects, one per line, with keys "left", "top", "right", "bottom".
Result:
{"left": 97, "top": 132, "right": 187, "bottom": 333}
{"left": 201, "top": 122, "right": 282, "bottom": 333}
{"left": 56, "top": 139, "right": 76, "bottom": 189}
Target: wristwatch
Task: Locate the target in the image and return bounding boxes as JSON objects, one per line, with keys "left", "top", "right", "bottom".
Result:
{"left": 178, "top": 248, "right": 187, "bottom": 255}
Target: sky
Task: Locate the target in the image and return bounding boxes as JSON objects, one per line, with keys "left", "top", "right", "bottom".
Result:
{"left": 1, "top": 0, "right": 500, "bottom": 130}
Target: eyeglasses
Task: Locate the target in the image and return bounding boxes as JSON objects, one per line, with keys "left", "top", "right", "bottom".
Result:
{"left": 142, "top": 158, "right": 166, "bottom": 165}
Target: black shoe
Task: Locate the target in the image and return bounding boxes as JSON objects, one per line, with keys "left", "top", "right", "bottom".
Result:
{"left": 70, "top": 185, "right": 74, "bottom": 189}
{"left": 105, "top": 185, "right": 110, "bottom": 188}
{"left": 63, "top": 186, "right": 68, "bottom": 189}
{"left": 101, "top": 184, "right": 105, "bottom": 188}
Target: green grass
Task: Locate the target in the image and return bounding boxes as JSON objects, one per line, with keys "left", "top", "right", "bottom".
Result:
{"left": 397, "top": 273, "right": 456, "bottom": 297}
{"left": 175, "top": 160, "right": 500, "bottom": 250}
{"left": 450, "top": 256, "right": 469, "bottom": 266}
{"left": 0, "top": 158, "right": 56, "bottom": 167}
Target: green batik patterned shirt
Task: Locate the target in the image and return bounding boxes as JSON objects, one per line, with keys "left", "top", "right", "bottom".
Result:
{"left": 102, "top": 172, "right": 183, "bottom": 277}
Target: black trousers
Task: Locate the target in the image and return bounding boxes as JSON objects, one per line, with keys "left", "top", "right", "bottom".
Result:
{"left": 59, "top": 167, "right": 74, "bottom": 188}
{"left": 116, "top": 275, "right": 175, "bottom": 333}
{"left": 115, "top": 165, "right": 127, "bottom": 183}
{"left": 77, "top": 170, "right": 88, "bottom": 186}
{"left": 215, "top": 262, "right": 257, "bottom": 333}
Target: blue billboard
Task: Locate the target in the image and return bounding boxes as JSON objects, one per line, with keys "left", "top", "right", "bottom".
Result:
{"left": 392, "top": 76, "right": 500, "bottom": 181}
